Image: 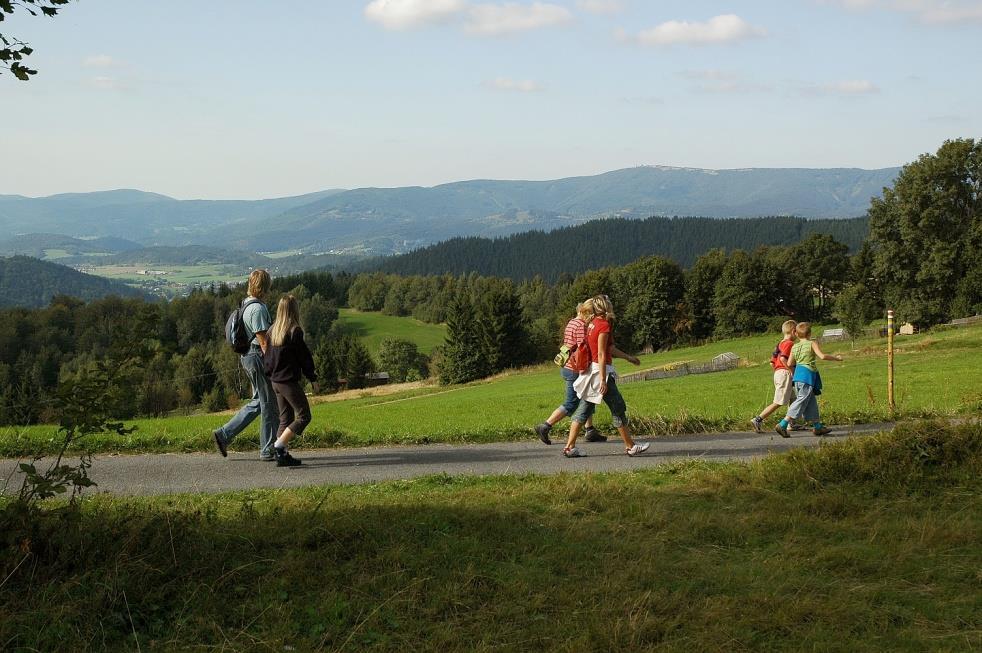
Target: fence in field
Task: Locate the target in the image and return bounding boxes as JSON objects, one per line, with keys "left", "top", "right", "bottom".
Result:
{"left": 950, "top": 315, "right": 982, "bottom": 327}
{"left": 620, "top": 352, "right": 740, "bottom": 384}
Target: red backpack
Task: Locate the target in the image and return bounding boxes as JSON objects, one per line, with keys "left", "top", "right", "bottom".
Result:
{"left": 571, "top": 336, "right": 591, "bottom": 373}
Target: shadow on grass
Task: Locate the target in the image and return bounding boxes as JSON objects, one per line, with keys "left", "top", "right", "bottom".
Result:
{"left": 1, "top": 421, "right": 979, "bottom": 652}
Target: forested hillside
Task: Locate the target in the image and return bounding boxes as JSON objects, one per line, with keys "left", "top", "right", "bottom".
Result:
{"left": 374, "top": 215, "right": 869, "bottom": 281}
{"left": 0, "top": 256, "right": 146, "bottom": 308}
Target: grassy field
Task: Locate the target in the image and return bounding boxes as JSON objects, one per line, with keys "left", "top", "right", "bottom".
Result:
{"left": 337, "top": 308, "right": 448, "bottom": 355}
{"left": 87, "top": 264, "right": 245, "bottom": 285}
{"left": 1, "top": 421, "right": 978, "bottom": 651}
{"left": 2, "top": 324, "right": 980, "bottom": 457}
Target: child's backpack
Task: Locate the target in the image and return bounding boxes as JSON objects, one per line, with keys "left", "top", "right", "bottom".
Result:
{"left": 570, "top": 337, "right": 592, "bottom": 373}
{"left": 770, "top": 341, "right": 785, "bottom": 369}
{"left": 225, "top": 298, "right": 262, "bottom": 355}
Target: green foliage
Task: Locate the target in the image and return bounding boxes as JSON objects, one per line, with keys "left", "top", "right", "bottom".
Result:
{"left": 0, "top": 423, "right": 977, "bottom": 651}
{"left": 1, "top": 339, "right": 139, "bottom": 554}
{"left": 712, "top": 250, "right": 782, "bottom": 337}
{"left": 439, "top": 293, "right": 488, "bottom": 385}
{"left": 869, "top": 138, "right": 982, "bottom": 326}
{"left": 0, "top": 0, "right": 73, "bottom": 81}
{"left": 685, "top": 248, "right": 727, "bottom": 340}
{"left": 376, "top": 216, "right": 871, "bottom": 283}
{"left": 611, "top": 256, "right": 685, "bottom": 351}
{"left": 0, "top": 256, "right": 146, "bottom": 308}
{"left": 835, "top": 283, "right": 881, "bottom": 345}
{"left": 377, "top": 338, "right": 428, "bottom": 383}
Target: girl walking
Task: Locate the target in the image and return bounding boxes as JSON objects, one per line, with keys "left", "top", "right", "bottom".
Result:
{"left": 264, "top": 294, "right": 319, "bottom": 466}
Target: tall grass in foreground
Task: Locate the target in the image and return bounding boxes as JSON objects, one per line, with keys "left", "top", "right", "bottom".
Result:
{"left": 1, "top": 421, "right": 979, "bottom": 652}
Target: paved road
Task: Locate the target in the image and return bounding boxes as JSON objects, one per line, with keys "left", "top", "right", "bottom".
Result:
{"left": 0, "top": 423, "right": 892, "bottom": 496}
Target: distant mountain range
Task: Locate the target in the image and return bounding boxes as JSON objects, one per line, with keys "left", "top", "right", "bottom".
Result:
{"left": 0, "top": 166, "right": 899, "bottom": 256}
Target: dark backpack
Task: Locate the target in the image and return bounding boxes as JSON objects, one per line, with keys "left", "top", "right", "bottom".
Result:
{"left": 225, "top": 298, "right": 262, "bottom": 355}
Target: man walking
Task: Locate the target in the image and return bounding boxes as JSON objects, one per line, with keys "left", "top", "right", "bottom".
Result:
{"left": 213, "top": 269, "right": 279, "bottom": 460}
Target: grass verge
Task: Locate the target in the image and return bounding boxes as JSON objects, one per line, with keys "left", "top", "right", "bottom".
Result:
{"left": 1, "top": 421, "right": 979, "bottom": 651}
{"left": 2, "top": 324, "right": 981, "bottom": 457}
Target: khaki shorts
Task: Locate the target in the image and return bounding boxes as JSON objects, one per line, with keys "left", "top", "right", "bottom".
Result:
{"left": 773, "top": 369, "right": 794, "bottom": 406}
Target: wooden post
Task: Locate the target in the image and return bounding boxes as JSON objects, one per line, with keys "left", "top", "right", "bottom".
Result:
{"left": 887, "top": 309, "right": 895, "bottom": 414}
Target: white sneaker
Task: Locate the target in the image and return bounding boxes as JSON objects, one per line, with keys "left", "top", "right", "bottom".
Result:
{"left": 626, "top": 443, "right": 650, "bottom": 456}
{"left": 563, "top": 446, "right": 585, "bottom": 458}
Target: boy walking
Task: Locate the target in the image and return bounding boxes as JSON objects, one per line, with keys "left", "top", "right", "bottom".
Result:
{"left": 775, "top": 321, "right": 844, "bottom": 437}
{"left": 212, "top": 269, "right": 279, "bottom": 460}
{"left": 751, "top": 320, "right": 797, "bottom": 433}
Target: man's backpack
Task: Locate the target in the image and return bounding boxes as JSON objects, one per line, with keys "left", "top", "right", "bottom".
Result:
{"left": 225, "top": 298, "right": 262, "bottom": 355}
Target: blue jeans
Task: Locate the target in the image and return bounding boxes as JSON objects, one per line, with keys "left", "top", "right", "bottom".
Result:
{"left": 787, "top": 382, "right": 819, "bottom": 422}
{"left": 571, "top": 375, "right": 629, "bottom": 428}
{"left": 559, "top": 367, "right": 580, "bottom": 416}
{"left": 216, "top": 350, "right": 278, "bottom": 458}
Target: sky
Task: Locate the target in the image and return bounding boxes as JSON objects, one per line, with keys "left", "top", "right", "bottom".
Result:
{"left": 1, "top": 0, "right": 980, "bottom": 199}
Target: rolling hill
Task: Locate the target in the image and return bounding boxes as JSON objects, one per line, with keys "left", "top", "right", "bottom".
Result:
{"left": 0, "top": 256, "right": 148, "bottom": 308}
{"left": 0, "top": 166, "right": 898, "bottom": 256}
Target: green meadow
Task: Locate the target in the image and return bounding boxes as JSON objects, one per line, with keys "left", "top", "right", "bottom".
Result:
{"left": 337, "top": 308, "right": 448, "bottom": 355}
{"left": 2, "top": 323, "right": 980, "bottom": 457}
{"left": 1, "top": 422, "right": 979, "bottom": 651}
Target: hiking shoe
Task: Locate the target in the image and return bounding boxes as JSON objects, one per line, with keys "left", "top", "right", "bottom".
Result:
{"left": 584, "top": 427, "right": 608, "bottom": 442}
{"left": 626, "top": 442, "right": 650, "bottom": 456}
{"left": 774, "top": 424, "right": 790, "bottom": 439}
{"left": 212, "top": 429, "right": 227, "bottom": 457}
{"left": 791, "top": 423, "right": 809, "bottom": 431}
{"left": 275, "top": 449, "right": 302, "bottom": 467}
{"left": 813, "top": 426, "right": 833, "bottom": 437}
{"left": 259, "top": 453, "right": 276, "bottom": 462}
{"left": 750, "top": 416, "right": 764, "bottom": 433}
{"left": 534, "top": 422, "right": 553, "bottom": 445}
{"left": 563, "top": 446, "right": 585, "bottom": 458}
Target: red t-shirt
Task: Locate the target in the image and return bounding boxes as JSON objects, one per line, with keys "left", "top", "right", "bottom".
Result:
{"left": 587, "top": 317, "right": 613, "bottom": 364}
{"left": 771, "top": 339, "right": 793, "bottom": 371}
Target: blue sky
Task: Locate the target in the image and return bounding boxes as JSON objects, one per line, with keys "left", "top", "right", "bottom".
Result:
{"left": 2, "top": 0, "right": 979, "bottom": 199}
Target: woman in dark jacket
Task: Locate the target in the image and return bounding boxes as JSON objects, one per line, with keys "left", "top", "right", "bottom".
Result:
{"left": 264, "top": 294, "right": 318, "bottom": 467}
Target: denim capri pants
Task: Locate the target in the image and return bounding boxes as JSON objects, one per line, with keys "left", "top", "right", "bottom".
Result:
{"left": 558, "top": 367, "right": 580, "bottom": 415}
{"left": 570, "top": 375, "right": 629, "bottom": 428}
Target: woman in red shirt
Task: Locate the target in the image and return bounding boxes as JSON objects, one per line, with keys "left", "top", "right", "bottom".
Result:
{"left": 563, "top": 295, "right": 649, "bottom": 458}
{"left": 533, "top": 302, "right": 607, "bottom": 445}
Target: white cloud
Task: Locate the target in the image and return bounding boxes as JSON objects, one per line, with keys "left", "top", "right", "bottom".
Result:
{"left": 364, "top": 0, "right": 466, "bottom": 30}
{"left": 621, "top": 95, "right": 663, "bottom": 105}
{"left": 678, "top": 71, "right": 771, "bottom": 94}
{"left": 679, "top": 69, "right": 739, "bottom": 81}
{"left": 466, "top": 2, "right": 573, "bottom": 36}
{"left": 485, "top": 76, "right": 544, "bottom": 92}
{"left": 89, "top": 76, "right": 122, "bottom": 91}
{"left": 626, "top": 14, "right": 767, "bottom": 47}
{"left": 82, "top": 54, "right": 117, "bottom": 68}
{"left": 821, "top": 0, "right": 982, "bottom": 24}
{"left": 802, "top": 79, "right": 880, "bottom": 96}
{"left": 576, "top": 0, "right": 624, "bottom": 15}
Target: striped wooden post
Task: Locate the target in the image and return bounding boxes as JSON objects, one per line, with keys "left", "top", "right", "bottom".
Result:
{"left": 887, "top": 309, "right": 895, "bottom": 414}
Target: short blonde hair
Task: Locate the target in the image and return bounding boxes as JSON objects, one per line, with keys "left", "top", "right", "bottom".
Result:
{"left": 795, "top": 322, "right": 812, "bottom": 339}
{"left": 590, "top": 294, "right": 615, "bottom": 320}
{"left": 782, "top": 320, "right": 797, "bottom": 336}
{"left": 248, "top": 269, "right": 271, "bottom": 298}
{"left": 576, "top": 301, "right": 592, "bottom": 321}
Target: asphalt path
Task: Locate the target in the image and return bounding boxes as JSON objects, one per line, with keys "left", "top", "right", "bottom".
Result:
{"left": 0, "top": 423, "right": 893, "bottom": 496}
